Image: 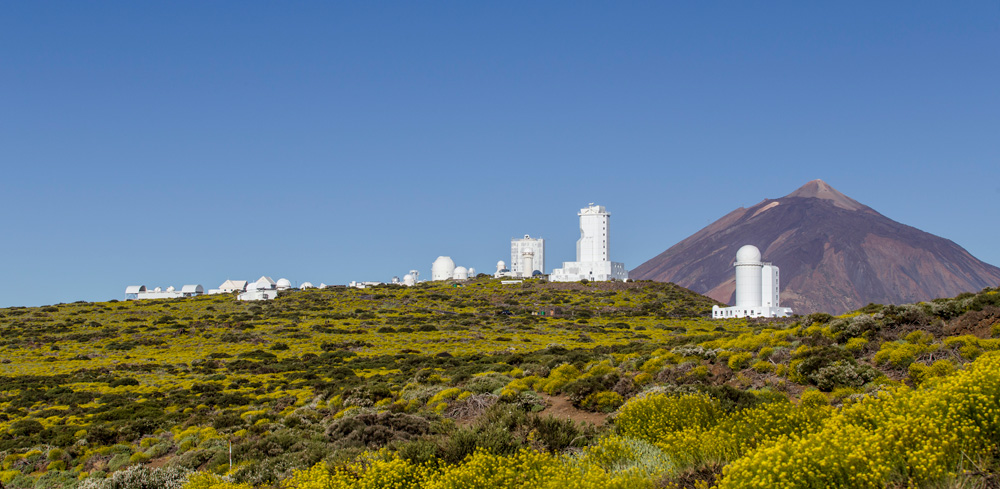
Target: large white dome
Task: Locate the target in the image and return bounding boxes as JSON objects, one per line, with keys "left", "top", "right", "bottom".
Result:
{"left": 431, "top": 256, "right": 456, "bottom": 281}
{"left": 735, "top": 245, "right": 762, "bottom": 264}
{"left": 276, "top": 278, "right": 293, "bottom": 289}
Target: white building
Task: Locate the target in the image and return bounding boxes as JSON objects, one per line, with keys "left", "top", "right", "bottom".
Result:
{"left": 712, "top": 245, "right": 793, "bottom": 319}
{"left": 125, "top": 284, "right": 204, "bottom": 300}
{"left": 238, "top": 276, "right": 279, "bottom": 301}
{"left": 431, "top": 256, "right": 472, "bottom": 281}
{"left": 550, "top": 204, "right": 629, "bottom": 282}
{"left": 511, "top": 235, "right": 545, "bottom": 278}
{"left": 431, "top": 256, "right": 456, "bottom": 281}
{"left": 208, "top": 279, "right": 248, "bottom": 295}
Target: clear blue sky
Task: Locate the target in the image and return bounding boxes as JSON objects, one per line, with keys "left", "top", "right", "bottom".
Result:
{"left": 1, "top": 2, "right": 998, "bottom": 307}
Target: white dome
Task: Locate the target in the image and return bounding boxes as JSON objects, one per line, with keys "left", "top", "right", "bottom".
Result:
{"left": 735, "top": 245, "right": 762, "bottom": 264}
{"left": 497, "top": 260, "right": 506, "bottom": 269}
{"left": 300, "top": 282, "right": 314, "bottom": 289}
{"left": 468, "top": 268, "right": 476, "bottom": 276}
{"left": 432, "top": 256, "right": 456, "bottom": 281}
{"left": 319, "top": 283, "right": 328, "bottom": 289}
{"left": 166, "top": 286, "right": 175, "bottom": 292}
{"left": 276, "top": 278, "right": 293, "bottom": 289}
{"left": 403, "top": 274, "right": 416, "bottom": 286}
{"left": 453, "top": 266, "right": 469, "bottom": 280}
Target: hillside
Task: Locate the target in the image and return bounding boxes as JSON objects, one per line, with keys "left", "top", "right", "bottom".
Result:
{"left": 2, "top": 280, "right": 1000, "bottom": 488}
{"left": 631, "top": 179, "right": 1000, "bottom": 314}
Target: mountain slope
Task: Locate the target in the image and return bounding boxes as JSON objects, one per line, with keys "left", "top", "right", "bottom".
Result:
{"left": 631, "top": 180, "right": 1000, "bottom": 314}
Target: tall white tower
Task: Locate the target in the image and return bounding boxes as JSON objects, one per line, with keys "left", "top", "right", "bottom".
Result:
{"left": 714, "top": 244, "right": 792, "bottom": 319}
{"left": 734, "top": 245, "right": 763, "bottom": 309}
{"left": 576, "top": 204, "right": 610, "bottom": 262}
{"left": 761, "top": 264, "right": 780, "bottom": 308}
{"left": 511, "top": 235, "right": 545, "bottom": 277}
{"left": 550, "top": 203, "right": 628, "bottom": 282}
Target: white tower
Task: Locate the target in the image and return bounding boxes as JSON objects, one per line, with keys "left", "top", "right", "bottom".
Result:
{"left": 734, "top": 245, "right": 763, "bottom": 308}
{"left": 713, "top": 245, "right": 792, "bottom": 319}
{"left": 511, "top": 235, "right": 545, "bottom": 277}
{"left": 761, "top": 264, "right": 780, "bottom": 308}
{"left": 576, "top": 204, "right": 610, "bottom": 262}
{"left": 550, "top": 203, "right": 628, "bottom": 282}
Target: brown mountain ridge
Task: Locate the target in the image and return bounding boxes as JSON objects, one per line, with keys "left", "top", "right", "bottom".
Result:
{"left": 630, "top": 180, "right": 1000, "bottom": 315}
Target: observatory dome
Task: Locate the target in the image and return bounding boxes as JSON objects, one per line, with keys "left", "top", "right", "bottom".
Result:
{"left": 276, "top": 278, "right": 292, "bottom": 289}
{"left": 432, "top": 256, "right": 457, "bottom": 281}
{"left": 453, "top": 266, "right": 469, "bottom": 280}
{"left": 300, "top": 282, "right": 314, "bottom": 289}
{"left": 735, "top": 245, "right": 762, "bottom": 264}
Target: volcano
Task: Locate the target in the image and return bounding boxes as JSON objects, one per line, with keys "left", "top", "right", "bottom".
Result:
{"left": 630, "top": 180, "right": 1000, "bottom": 314}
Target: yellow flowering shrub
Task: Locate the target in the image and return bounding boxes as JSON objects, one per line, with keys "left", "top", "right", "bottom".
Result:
{"left": 719, "top": 352, "right": 1000, "bottom": 487}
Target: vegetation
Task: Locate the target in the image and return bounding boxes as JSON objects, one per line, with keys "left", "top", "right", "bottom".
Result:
{"left": 1, "top": 277, "right": 999, "bottom": 488}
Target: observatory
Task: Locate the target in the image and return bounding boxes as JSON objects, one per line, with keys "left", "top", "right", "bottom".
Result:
{"left": 431, "top": 256, "right": 472, "bottom": 281}
{"left": 712, "top": 245, "right": 793, "bottom": 318}
{"left": 208, "top": 280, "right": 248, "bottom": 294}
{"left": 431, "top": 256, "right": 456, "bottom": 281}
{"left": 550, "top": 204, "right": 629, "bottom": 282}
{"left": 125, "top": 284, "right": 203, "bottom": 300}
{"left": 239, "top": 276, "right": 280, "bottom": 301}
{"left": 511, "top": 235, "right": 545, "bottom": 278}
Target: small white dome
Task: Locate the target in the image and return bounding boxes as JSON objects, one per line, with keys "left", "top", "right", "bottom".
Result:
{"left": 154, "top": 287, "right": 162, "bottom": 292}
{"left": 497, "top": 260, "right": 506, "bottom": 269}
{"left": 166, "top": 286, "right": 175, "bottom": 292}
{"left": 403, "top": 274, "right": 416, "bottom": 286}
{"left": 453, "top": 266, "right": 469, "bottom": 280}
{"left": 736, "top": 245, "right": 762, "bottom": 264}
{"left": 468, "top": 268, "right": 476, "bottom": 276}
{"left": 276, "top": 278, "right": 292, "bottom": 289}
{"left": 319, "top": 283, "right": 328, "bottom": 289}
{"left": 300, "top": 282, "right": 314, "bottom": 289}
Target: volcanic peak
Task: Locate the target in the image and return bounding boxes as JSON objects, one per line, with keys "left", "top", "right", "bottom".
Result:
{"left": 783, "top": 179, "right": 868, "bottom": 211}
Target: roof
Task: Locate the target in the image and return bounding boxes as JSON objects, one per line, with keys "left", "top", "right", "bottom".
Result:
{"left": 219, "top": 279, "right": 248, "bottom": 290}
{"left": 181, "top": 284, "right": 204, "bottom": 293}
{"left": 125, "top": 285, "right": 146, "bottom": 294}
{"left": 254, "top": 276, "right": 277, "bottom": 289}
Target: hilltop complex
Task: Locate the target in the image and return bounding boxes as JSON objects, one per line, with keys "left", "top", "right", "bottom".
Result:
{"left": 712, "top": 245, "right": 792, "bottom": 318}
{"left": 550, "top": 203, "right": 628, "bottom": 282}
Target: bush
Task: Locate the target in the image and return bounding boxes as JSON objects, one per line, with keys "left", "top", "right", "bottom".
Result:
{"left": 581, "top": 391, "right": 624, "bottom": 413}
{"left": 727, "top": 352, "right": 753, "bottom": 371}
{"left": 810, "top": 360, "right": 879, "bottom": 391}
{"left": 76, "top": 465, "right": 192, "bottom": 489}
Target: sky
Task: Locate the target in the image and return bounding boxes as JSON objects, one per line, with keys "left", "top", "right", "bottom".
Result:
{"left": 1, "top": 2, "right": 998, "bottom": 307}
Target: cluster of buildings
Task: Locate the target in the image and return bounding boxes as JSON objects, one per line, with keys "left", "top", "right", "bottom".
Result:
{"left": 126, "top": 276, "right": 330, "bottom": 301}
{"left": 123, "top": 202, "right": 791, "bottom": 317}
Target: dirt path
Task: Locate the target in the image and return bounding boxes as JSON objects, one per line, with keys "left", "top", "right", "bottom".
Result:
{"left": 536, "top": 393, "right": 609, "bottom": 426}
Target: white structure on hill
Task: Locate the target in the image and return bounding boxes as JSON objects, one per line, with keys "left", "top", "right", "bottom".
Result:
{"left": 511, "top": 235, "right": 545, "bottom": 278}
{"left": 403, "top": 270, "right": 419, "bottom": 286}
{"left": 125, "top": 284, "right": 203, "bottom": 300}
{"left": 209, "top": 279, "right": 248, "bottom": 294}
{"left": 431, "top": 256, "right": 472, "bottom": 281}
{"left": 712, "top": 245, "right": 793, "bottom": 318}
{"left": 550, "top": 204, "right": 628, "bottom": 282}
{"left": 239, "top": 276, "right": 279, "bottom": 301}
{"left": 432, "top": 256, "right": 456, "bottom": 281}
